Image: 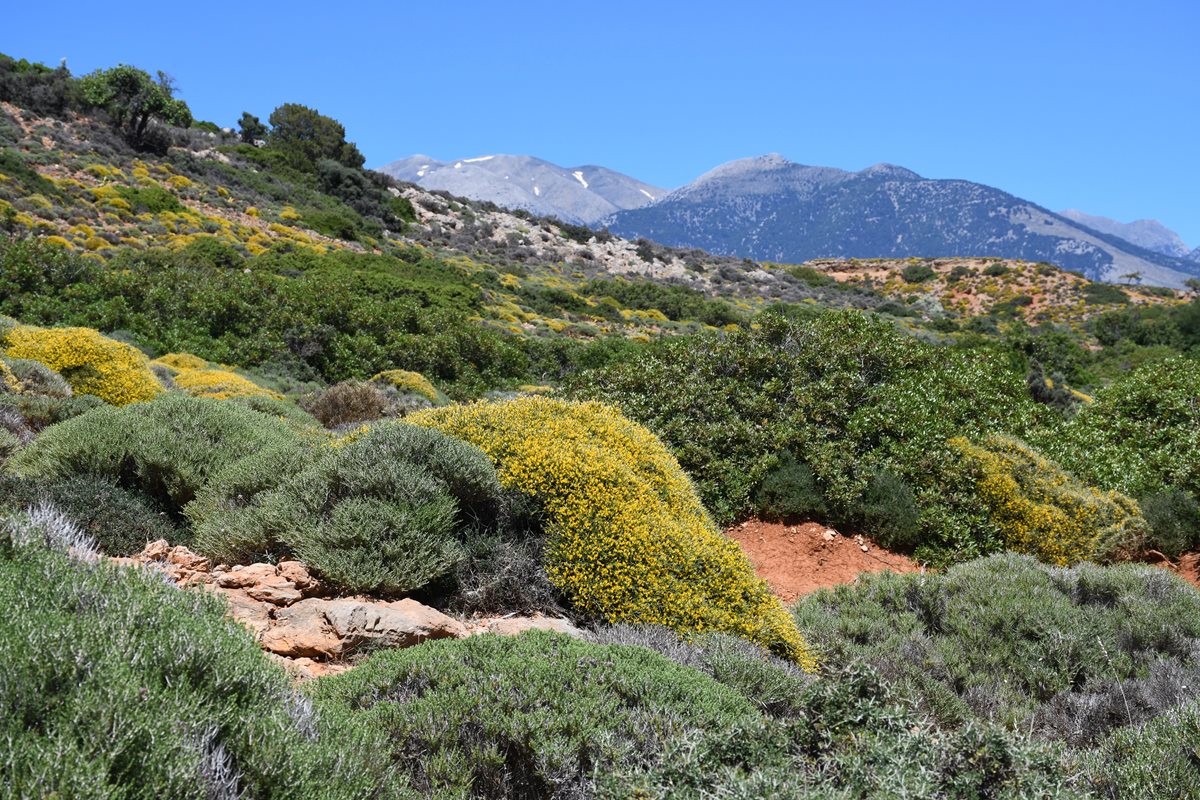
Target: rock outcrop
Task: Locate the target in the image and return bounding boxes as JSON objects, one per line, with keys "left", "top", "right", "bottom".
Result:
{"left": 114, "top": 540, "right": 581, "bottom": 679}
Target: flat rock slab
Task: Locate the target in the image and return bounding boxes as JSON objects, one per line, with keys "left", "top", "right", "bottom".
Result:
{"left": 261, "top": 597, "right": 467, "bottom": 659}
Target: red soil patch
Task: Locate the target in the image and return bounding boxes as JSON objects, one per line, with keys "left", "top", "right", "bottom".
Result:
{"left": 1140, "top": 550, "right": 1200, "bottom": 590}
{"left": 726, "top": 519, "right": 922, "bottom": 603}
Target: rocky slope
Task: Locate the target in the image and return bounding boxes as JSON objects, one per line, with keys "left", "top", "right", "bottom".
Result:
{"left": 1059, "top": 209, "right": 1194, "bottom": 260}
{"left": 379, "top": 154, "right": 666, "bottom": 224}
{"left": 602, "top": 154, "right": 1200, "bottom": 288}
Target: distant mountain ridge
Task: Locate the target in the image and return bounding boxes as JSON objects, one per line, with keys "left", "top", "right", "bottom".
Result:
{"left": 601, "top": 155, "right": 1200, "bottom": 288}
{"left": 378, "top": 154, "right": 666, "bottom": 225}
{"left": 1057, "top": 209, "right": 1194, "bottom": 260}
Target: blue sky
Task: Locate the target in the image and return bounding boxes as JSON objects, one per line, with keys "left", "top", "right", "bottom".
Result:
{"left": 5, "top": 1, "right": 1198, "bottom": 245}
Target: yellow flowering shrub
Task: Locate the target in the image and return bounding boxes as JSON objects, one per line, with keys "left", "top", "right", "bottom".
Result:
{"left": 172, "top": 368, "right": 281, "bottom": 400}
{"left": 950, "top": 435, "right": 1146, "bottom": 565}
{"left": 371, "top": 369, "right": 444, "bottom": 405}
{"left": 151, "top": 352, "right": 211, "bottom": 373}
{"left": 0, "top": 360, "right": 21, "bottom": 393}
{"left": 279, "top": 206, "right": 301, "bottom": 221}
{"left": 151, "top": 353, "right": 280, "bottom": 400}
{"left": 1, "top": 325, "right": 162, "bottom": 405}
{"left": 410, "top": 397, "right": 816, "bottom": 667}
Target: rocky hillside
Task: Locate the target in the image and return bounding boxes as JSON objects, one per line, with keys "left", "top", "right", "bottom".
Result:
{"left": 602, "top": 154, "right": 1200, "bottom": 288}
{"left": 379, "top": 154, "right": 665, "bottom": 224}
{"left": 1059, "top": 209, "right": 1195, "bottom": 260}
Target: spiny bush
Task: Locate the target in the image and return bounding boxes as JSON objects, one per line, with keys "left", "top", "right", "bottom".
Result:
{"left": 0, "top": 505, "right": 394, "bottom": 799}
{"left": 854, "top": 469, "right": 921, "bottom": 549}
{"left": 302, "top": 380, "right": 391, "bottom": 428}
{"left": 4, "top": 356, "right": 72, "bottom": 396}
{"left": 1080, "top": 701, "right": 1200, "bottom": 799}
{"left": 9, "top": 394, "right": 299, "bottom": 515}
{"left": 950, "top": 435, "right": 1146, "bottom": 565}
{"left": 0, "top": 474, "right": 177, "bottom": 555}
{"left": 1, "top": 323, "right": 162, "bottom": 405}
{"left": 186, "top": 438, "right": 320, "bottom": 564}
{"left": 793, "top": 553, "right": 1200, "bottom": 742}
{"left": 411, "top": 396, "right": 816, "bottom": 666}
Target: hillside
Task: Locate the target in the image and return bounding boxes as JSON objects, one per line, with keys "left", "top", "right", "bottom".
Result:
{"left": 3, "top": 52, "right": 1200, "bottom": 800}
{"left": 1059, "top": 208, "right": 1195, "bottom": 260}
{"left": 603, "top": 154, "right": 1200, "bottom": 288}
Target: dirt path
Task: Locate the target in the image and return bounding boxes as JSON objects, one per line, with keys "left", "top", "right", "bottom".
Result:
{"left": 726, "top": 519, "right": 922, "bottom": 602}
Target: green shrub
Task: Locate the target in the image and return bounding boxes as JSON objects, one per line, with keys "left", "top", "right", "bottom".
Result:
{"left": 0, "top": 474, "right": 177, "bottom": 555}
{"left": 116, "top": 184, "right": 183, "bottom": 214}
{"left": 282, "top": 425, "right": 500, "bottom": 593}
{"left": 1081, "top": 701, "right": 1200, "bottom": 799}
{"left": 1082, "top": 282, "right": 1130, "bottom": 305}
{"left": 4, "top": 357, "right": 71, "bottom": 396}
{"left": 10, "top": 394, "right": 299, "bottom": 515}
{"left": 793, "top": 553, "right": 1200, "bottom": 741}
{"left": 901, "top": 263, "right": 936, "bottom": 283}
{"left": 854, "top": 469, "right": 920, "bottom": 549}
{"left": 186, "top": 438, "right": 321, "bottom": 564}
{"left": 0, "top": 392, "right": 104, "bottom": 433}
{"left": 310, "top": 630, "right": 776, "bottom": 799}
{"left": 983, "top": 263, "right": 1011, "bottom": 277}
{"left": 1139, "top": 488, "right": 1200, "bottom": 558}
{"left": 0, "top": 505, "right": 393, "bottom": 799}
{"left": 754, "top": 450, "right": 826, "bottom": 520}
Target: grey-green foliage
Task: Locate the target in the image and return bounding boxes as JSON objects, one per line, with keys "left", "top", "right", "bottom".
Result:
{"left": 9, "top": 394, "right": 300, "bottom": 514}
{"left": 312, "top": 629, "right": 1083, "bottom": 800}
{"left": 187, "top": 438, "right": 320, "bottom": 564}
{"left": 0, "top": 474, "right": 177, "bottom": 555}
{"left": 277, "top": 424, "right": 501, "bottom": 594}
{"left": 793, "top": 553, "right": 1200, "bottom": 742}
{"left": 0, "top": 505, "right": 397, "bottom": 799}
{"left": 189, "top": 423, "right": 503, "bottom": 594}
{"left": 1080, "top": 701, "right": 1200, "bottom": 799}
{"left": 4, "top": 357, "right": 72, "bottom": 397}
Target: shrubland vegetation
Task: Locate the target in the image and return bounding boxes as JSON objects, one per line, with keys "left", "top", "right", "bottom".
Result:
{"left": 2, "top": 49, "right": 1199, "bottom": 798}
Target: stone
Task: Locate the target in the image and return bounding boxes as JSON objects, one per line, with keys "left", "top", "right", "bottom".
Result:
{"left": 485, "top": 615, "right": 582, "bottom": 638}
{"left": 167, "top": 546, "right": 209, "bottom": 572}
{"left": 277, "top": 560, "right": 317, "bottom": 591}
{"left": 245, "top": 575, "right": 303, "bottom": 606}
{"left": 260, "top": 597, "right": 466, "bottom": 659}
{"left": 142, "top": 539, "right": 170, "bottom": 560}
{"left": 216, "top": 563, "right": 279, "bottom": 589}
{"left": 214, "top": 588, "right": 273, "bottom": 638}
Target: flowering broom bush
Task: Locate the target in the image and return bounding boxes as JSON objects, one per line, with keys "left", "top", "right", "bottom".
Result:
{"left": 949, "top": 434, "right": 1146, "bottom": 565}
{"left": 1, "top": 324, "right": 161, "bottom": 405}
{"left": 411, "top": 396, "right": 816, "bottom": 667}
{"left": 151, "top": 353, "right": 281, "bottom": 400}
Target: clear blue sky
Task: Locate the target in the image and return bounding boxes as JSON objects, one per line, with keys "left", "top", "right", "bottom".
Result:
{"left": 5, "top": 1, "right": 1198, "bottom": 245}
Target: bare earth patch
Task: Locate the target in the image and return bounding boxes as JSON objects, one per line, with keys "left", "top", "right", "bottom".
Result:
{"left": 726, "top": 519, "right": 922, "bottom": 602}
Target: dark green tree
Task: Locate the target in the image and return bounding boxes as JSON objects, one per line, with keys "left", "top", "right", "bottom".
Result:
{"left": 237, "top": 111, "right": 268, "bottom": 144}
{"left": 77, "top": 65, "right": 192, "bottom": 149}
{"left": 266, "top": 103, "right": 365, "bottom": 172}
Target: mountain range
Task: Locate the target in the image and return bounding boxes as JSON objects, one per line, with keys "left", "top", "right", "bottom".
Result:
{"left": 384, "top": 152, "right": 1198, "bottom": 287}
{"left": 379, "top": 154, "right": 665, "bottom": 225}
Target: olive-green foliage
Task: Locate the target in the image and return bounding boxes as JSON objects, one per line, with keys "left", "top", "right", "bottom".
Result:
{"left": 280, "top": 425, "right": 500, "bottom": 594}
{"left": 313, "top": 629, "right": 1081, "bottom": 799}
{"left": 0, "top": 474, "right": 177, "bottom": 555}
{"left": 572, "top": 310, "right": 1048, "bottom": 563}
{"left": 77, "top": 64, "right": 192, "bottom": 150}
{"left": 310, "top": 631, "right": 767, "bottom": 799}
{"left": 266, "top": 103, "right": 365, "bottom": 172}
{"left": 793, "top": 553, "right": 1200, "bottom": 742}
{"left": 580, "top": 277, "right": 745, "bottom": 326}
{"left": 9, "top": 394, "right": 298, "bottom": 515}
{"left": 0, "top": 506, "right": 393, "bottom": 799}
{"left": 754, "top": 450, "right": 826, "bottom": 520}
{"left": 0, "top": 237, "right": 626, "bottom": 399}
{"left": 1081, "top": 282, "right": 1129, "bottom": 305}
{"left": 1139, "top": 488, "right": 1200, "bottom": 558}
{"left": 855, "top": 470, "right": 921, "bottom": 549}
{"left": 901, "top": 263, "right": 936, "bottom": 283}
{"left": 116, "top": 184, "right": 183, "bottom": 214}
{"left": 1044, "top": 356, "right": 1200, "bottom": 500}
